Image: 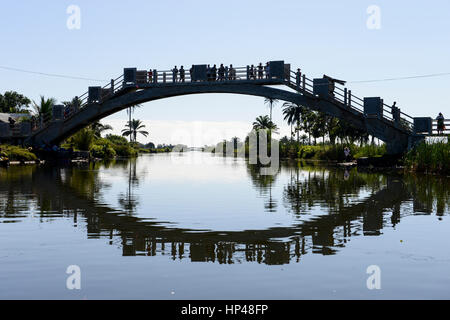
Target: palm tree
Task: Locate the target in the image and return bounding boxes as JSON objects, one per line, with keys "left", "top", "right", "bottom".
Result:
{"left": 264, "top": 98, "right": 278, "bottom": 121}
{"left": 282, "top": 102, "right": 304, "bottom": 144}
{"left": 33, "top": 96, "right": 56, "bottom": 124}
{"left": 125, "top": 104, "right": 142, "bottom": 142}
{"left": 252, "top": 115, "right": 279, "bottom": 133}
{"left": 252, "top": 115, "right": 279, "bottom": 150}
{"left": 91, "top": 121, "right": 113, "bottom": 138}
{"left": 121, "top": 119, "right": 149, "bottom": 143}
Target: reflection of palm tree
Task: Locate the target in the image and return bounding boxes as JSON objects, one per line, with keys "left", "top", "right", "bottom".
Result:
{"left": 246, "top": 162, "right": 279, "bottom": 212}
{"left": 122, "top": 119, "right": 149, "bottom": 143}
{"left": 118, "top": 158, "right": 140, "bottom": 213}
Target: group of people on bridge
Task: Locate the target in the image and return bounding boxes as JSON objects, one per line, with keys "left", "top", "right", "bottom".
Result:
{"left": 146, "top": 62, "right": 274, "bottom": 84}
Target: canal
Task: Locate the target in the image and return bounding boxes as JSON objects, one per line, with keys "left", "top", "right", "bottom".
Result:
{"left": 0, "top": 152, "right": 449, "bottom": 299}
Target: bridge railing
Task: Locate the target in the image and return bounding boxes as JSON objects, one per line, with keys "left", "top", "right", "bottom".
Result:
{"left": 432, "top": 119, "right": 450, "bottom": 135}
{"left": 288, "top": 70, "right": 415, "bottom": 132}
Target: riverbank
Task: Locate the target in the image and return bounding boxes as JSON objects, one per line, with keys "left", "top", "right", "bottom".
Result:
{"left": 0, "top": 144, "right": 37, "bottom": 162}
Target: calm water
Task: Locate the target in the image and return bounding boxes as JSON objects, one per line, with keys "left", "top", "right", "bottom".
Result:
{"left": 0, "top": 152, "right": 449, "bottom": 299}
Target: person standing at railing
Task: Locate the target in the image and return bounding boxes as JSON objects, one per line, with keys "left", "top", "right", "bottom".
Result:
{"left": 207, "top": 65, "right": 211, "bottom": 81}
{"left": 218, "top": 64, "right": 225, "bottom": 81}
{"left": 229, "top": 64, "right": 236, "bottom": 80}
{"left": 437, "top": 112, "right": 445, "bottom": 135}
{"left": 258, "top": 63, "right": 264, "bottom": 79}
{"left": 391, "top": 102, "right": 401, "bottom": 123}
{"left": 212, "top": 65, "right": 217, "bottom": 81}
{"left": 249, "top": 65, "right": 256, "bottom": 80}
{"left": 296, "top": 68, "right": 302, "bottom": 87}
{"left": 265, "top": 62, "right": 270, "bottom": 79}
{"left": 148, "top": 69, "right": 153, "bottom": 83}
{"left": 179, "top": 66, "right": 185, "bottom": 83}
{"left": 172, "top": 66, "right": 178, "bottom": 83}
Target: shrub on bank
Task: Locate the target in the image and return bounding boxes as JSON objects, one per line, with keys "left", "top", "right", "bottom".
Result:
{"left": 90, "top": 140, "right": 117, "bottom": 159}
{"left": 295, "top": 144, "right": 386, "bottom": 161}
{"left": 353, "top": 144, "right": 386, "bottom": 159}
{"left": 0, "top": 145, "right": 37, "bottom": 161}
{"left": 405, "top": 140, "right": 449, "bottom": 174}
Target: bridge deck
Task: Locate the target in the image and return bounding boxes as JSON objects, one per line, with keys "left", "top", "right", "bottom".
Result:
{"left": 24, "top": 62, "right": 447, "bottom": 153}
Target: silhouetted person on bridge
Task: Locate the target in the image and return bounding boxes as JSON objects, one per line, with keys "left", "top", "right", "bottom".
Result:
{"left": 265, "top": 62, "right": 270, "bottom": 79}
{"left": 218, "top": 64, "right": 225, "bottom": 81}
{"left": 249, "top": 65, "right": 256, "bottom": 80}
{"left": 258, "top": 63, "right": 264, "bottom": 79}
{"left": 207, "top": 65, "right": 211, "bottom": 81}
{"left": 437, "top": 112, "right": 445, "bottom": 135}
{"left": 392, "top": 101, "right": 401, "bottom": 123}
{"left": 229, "top": 64, "right": 236, "bottom": 80}
{"left": 179, "top": 66, "right": 185, "bottom": 82}
{"left": 172, "top": 66, "right": 178, "bottom": 83}
{"left": 296, "top": 68, "right": 302, "bottom": 87}
{"left": 212, "top": 65, "right": 217, "bottom": 81}
{"left": 148, "top": 69, "right": 153, "bottom": 83}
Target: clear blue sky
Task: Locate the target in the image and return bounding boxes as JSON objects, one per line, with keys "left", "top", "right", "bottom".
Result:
{"left": 1, "top": 0, "right": 449, "bottom": 144}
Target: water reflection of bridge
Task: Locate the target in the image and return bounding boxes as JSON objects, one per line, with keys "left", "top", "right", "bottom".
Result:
{"left": 0, "top": 163, "right": 447, "bottom": 265}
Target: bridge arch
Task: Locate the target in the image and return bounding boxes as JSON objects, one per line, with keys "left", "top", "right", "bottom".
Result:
{"left": 28, "top": 78, "right": 414, "bottom": 154}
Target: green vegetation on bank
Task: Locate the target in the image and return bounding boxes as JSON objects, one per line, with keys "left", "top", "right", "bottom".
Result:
{"left": 405, "top": 139, "right": 449, "bottom": 174}
{"left": 63, "top": 130, "right": 140, "bottom": 159}
{"left": 295, "top": 144, "right": 386, "bottom": 161}
{"left": 211, "top": 136, "right": 387, "bottom": 162}
{"left": 0, "top": 145, "right": 37, "bottom": 161}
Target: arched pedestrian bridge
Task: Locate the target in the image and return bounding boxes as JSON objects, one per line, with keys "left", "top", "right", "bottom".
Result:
{"left": 25, "top": 61, "right": 444, "bottom": 154}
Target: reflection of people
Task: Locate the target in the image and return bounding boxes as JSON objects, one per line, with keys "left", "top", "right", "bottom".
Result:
{"left": 437, "top": 112, "right": 445, "bottom": 135}
{"left": 344, "top": 147, "right": 351, "bottom": 162}
{"left": 344, "top": 169, "right": 350, "bottom": 181}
